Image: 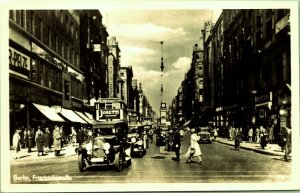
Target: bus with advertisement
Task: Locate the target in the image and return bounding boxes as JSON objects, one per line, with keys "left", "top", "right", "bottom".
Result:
{"left": 95, "top": 98, "right": 128, "bottom": 122}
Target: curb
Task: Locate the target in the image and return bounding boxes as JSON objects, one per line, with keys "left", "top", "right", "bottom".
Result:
{"left": 11, "top": 149, "right": 77, "bottom": 164}
{"left": 215, "top": 140, "right": 284, "bottom": 156}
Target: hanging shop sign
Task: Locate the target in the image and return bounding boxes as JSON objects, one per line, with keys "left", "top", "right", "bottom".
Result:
{"left": 255, "top": 92, "right": 272, "bottom": 110}
{"left": 9, "top": 47, "right": 30, "bottom": 79}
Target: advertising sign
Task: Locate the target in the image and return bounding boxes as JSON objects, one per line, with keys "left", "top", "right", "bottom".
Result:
{"left": 99, "top": 109, "right": 120, "bottom": 119}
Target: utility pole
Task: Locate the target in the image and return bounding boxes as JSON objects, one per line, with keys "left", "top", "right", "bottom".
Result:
{"left": 160, "top": 41, "right": 164, "bottom": 103}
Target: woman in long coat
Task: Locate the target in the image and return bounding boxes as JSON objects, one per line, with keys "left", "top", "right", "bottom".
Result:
{"left": 185, "top": 132, "right": 202, "bottom": 164}
{"left": 43, "top": 127, "right": 51, "bottom": 153}
{"left": 35, "top": 128, "right": 44, "bottom": 156}
{"left": 53, "top": 126, "right": 62, "bottom": 156}
{"left": 13, "top": 129, "right": 21, "bottom": 159}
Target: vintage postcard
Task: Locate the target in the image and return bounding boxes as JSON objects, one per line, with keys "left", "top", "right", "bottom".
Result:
{"left": 1, "top": 0, "right": 299, "bottom": 192}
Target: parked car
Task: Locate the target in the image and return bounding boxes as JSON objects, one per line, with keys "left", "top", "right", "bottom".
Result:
{"left": 75, "top": 121, "right": 132, "bottom": 172}
{"left": 197, "top": 127, "right": 212, "bottom": 143}
{"left": 127, "top": 126, "right": 147, "bottom": 157}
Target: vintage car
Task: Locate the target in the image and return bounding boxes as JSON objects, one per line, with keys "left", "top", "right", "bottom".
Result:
{"left": 197, "top": 127, "right": 212, "bottom": 143}
{"left": 75, "top": 121, "right": 132, "bottom": 172}
{"left": 127, "top": 126, "right": 147, "bottom": 157}
{"left": 156, "top": 127, "right": 168, "bottom": 146}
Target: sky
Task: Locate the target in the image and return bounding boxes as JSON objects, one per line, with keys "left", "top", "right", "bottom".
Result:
{"left": 101, "top": 9, "right": 222, "bottom": 114}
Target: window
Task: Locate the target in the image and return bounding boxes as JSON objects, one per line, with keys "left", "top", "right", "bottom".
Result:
{"left": 31, "top": 58, "right": 36, "bottom": 81}
{"left": 71, "top": 21, "right": 74, "bottom": 37}
{"left": 64, "top": 80, "right": 70, "bottom": 100}
{"left": 54, "top": 33, "right": 58, "bottom": 52}
{"left": 21, "top": 10, "right": 26, "bottom": 30}
{"left": 31, "top": 11, "right": 35, "bottom": 36}
{"left": 48, "top": 26, "right": 51, "bottom": 47}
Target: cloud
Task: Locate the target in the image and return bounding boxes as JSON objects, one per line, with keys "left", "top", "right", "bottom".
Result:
{"left": 109, "top": 23, "right": 186, "bottom": 42}
{"left": 172, "top": 57, "right": 191, "bottom": 70}
{"left": 130, "top": 57, "right": 191, "bottom": 114}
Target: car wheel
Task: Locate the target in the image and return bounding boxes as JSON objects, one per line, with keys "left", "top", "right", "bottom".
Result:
{"left": 78, "top": 154, "right": 86, "bottom": 172}
{"left": 114, "top": 152, "right": 122, "bottom": 172}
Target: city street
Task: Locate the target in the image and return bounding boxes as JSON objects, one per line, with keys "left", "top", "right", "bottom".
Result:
{"left": 10, "top": 133, "right": 291, "bottom": 184}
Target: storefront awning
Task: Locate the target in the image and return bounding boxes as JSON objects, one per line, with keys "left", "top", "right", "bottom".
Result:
{"left": 85, "top": 112, "right": 94, "bottom": 120}
{"left": 33, "top": 103, "right": 65, "bottom": 122}
{"left": 60, "top": 108, "right": 87, "bottom": 124}
{"left": 75, "top": 111, "right": 95, "bottom": 124}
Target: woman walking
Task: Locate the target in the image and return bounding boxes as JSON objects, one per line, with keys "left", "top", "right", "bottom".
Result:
{"left": 13, "top": 129, "right": 21, "bottom": 159}
{"left": 53, "top": 125, "right": 62, "bottom": 156}
{"left": 185, "top": 131, "right": 202, "bottom": 164}
{"left": 35, "top": 127, "right": 44, "bottom": 156}
{"left": 43, "top": 127, "right": 51, "bottom": 153}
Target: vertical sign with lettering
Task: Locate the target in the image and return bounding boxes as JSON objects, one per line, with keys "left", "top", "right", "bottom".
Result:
{"left": 9, "top": 47, "right": 30, "bottom": 79}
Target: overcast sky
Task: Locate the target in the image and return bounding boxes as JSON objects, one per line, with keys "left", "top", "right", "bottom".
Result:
{"left": 101, "top": 9, "right": 221, "bottom": 114}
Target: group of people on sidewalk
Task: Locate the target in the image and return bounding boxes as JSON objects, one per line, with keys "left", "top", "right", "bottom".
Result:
{"left": 11, "top": 125, "right": 89, "bottom": 159}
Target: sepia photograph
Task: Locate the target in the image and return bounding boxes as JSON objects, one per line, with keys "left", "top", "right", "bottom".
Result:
{"left": 1, "top": 0, "right": 299, "bottom": 192}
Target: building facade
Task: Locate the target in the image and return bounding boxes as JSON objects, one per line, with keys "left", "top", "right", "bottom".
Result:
{"left": 9, "top": 10, "right": 87, "bottom": 143}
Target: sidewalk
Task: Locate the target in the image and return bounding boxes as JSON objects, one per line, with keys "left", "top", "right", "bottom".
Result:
{"left": 215, "top": 137, "right": 290, "bottom": 157}
{"left": 159, "top": 136, "right": 290, "bottom": 158}
{"left": 10, "top": 144, "right": 78, "bottom": 163}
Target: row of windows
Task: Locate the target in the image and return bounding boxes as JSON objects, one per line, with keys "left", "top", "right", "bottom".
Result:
{"left": 9, "top": 10, "right": 80, "bottom": 68}
{"left": 31, "top": 57, "right": 62, "bottom": 92}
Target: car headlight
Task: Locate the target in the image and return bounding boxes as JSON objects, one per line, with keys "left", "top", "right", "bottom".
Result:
{"left": 137, "top": 140, "right": 143, "bottom": 146}
{"left": 131, "top": 137, "right": 137, "bottom": 143}
{"left": 86, "top": 143, "right": 92, "bottom": 151}
{"left": 103, "top": 142, "right": 110, "bottom": 150}
{"left": 88, "top": 131, "right": 92, "bottom": 136}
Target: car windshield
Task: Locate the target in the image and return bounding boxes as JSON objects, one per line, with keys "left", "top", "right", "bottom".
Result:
{"left": 94, "top": 127, "right": 116, "bottom": 135}
{"left": 129, "top": 128, "right": 138, "bottom": 134}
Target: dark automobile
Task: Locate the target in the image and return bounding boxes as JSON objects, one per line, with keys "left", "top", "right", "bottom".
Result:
{"left": 127, "top": 126, "right": 147, "bottom": 157}
{"left": 197, "top": 127, "right": 212, "bottom": 143}
{"left": 156, "top": 127, "right": 168, "bottom": 146}
{"left": 75, "top": 121, "right": 132, "bottom": 172}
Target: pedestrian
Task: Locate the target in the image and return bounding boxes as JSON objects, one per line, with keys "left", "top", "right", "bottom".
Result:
{"left": 43, "top": 127, "right": 51, "bottom": 153}
{"left": 53, "top": 125, "right": 62, "bottom": 156}
{"left": 77, "top": 126, "right": 85, "bottom": 147}
{"left": 234, "top": 127, "right": 243, "bottom": 150}
{"left": 60, "top": 126, "right": 65, "bottom": 147}
{"left": 213, "top": 127, "right": 218, "bottom": 140}
{"left": 185, "top": 131, "right": 202, "bottom": 164}
{"left": 23, "top": 128, "right": 28, "bottom": 149}
{"left": 259, "top": 126, "right": 268, "bottom": 149}
{"left": 35, "top": 127, "right": 44, "bottom": 156}
{"left": 268, "top": 124, "right": 274, "bottom": 144}
{"left": 12, "top": 129, "right": 21, "bottom": 159}
{"left": 27, "top": 127, "right": 34, "bottom": 153}
{"left": 281, "top": 127, "right": 292, "bottom": 161}
{"left": 173, "top": 129, "right": 181, "bottom": 162}
{"left": 255, "top": 127, "right": 260, "bottom": 143}
{"left": 71, "top": 126, "right": 77, "bottom": 146}
{"left": 248, "top": 127, "right": 253, "bottom": 143}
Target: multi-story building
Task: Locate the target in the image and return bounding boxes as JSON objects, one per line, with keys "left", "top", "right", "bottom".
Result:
{"left": 203, "top": 9, "right": 291, "bottom": 140}
{"left": 119, "top": 66, "right": 133, "bottom": 109}
{"left": 80, "top": 10, "right": 109, "bottom": 106}
{"left": 107, "top": 36, "right": 121, "bottom": 98}
{"left": 9, "top": 10, "right": 88, "bottom": 143}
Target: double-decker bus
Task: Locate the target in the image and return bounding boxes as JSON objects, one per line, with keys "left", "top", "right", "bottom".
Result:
{"left": 95, "top": 98, "right": 127, "bottom": 122}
